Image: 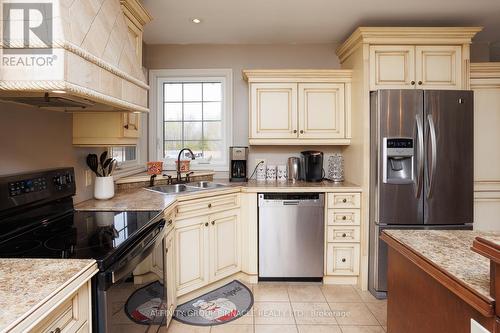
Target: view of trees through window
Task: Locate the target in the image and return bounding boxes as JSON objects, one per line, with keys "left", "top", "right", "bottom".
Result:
{"left": 163, "top": 82, "right": 223, "bottom": 161}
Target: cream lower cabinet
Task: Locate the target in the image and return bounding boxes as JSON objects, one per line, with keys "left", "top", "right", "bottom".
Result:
{"left": 244, "top": 70, "right": 352, "bottom": 145}
{"left": 165, "top": 228, "right": 177, "bottom": 327}
{"left": 370, "top": 45, "right": 462, "bottom": 90}
{"left": 471, "top": 63, "right": 500, "bottom": 232}
{"left": 325, "top": 192, "right": 361, "bottom": 280}
{"left": 175, "top": 208, "right": 241, "bottom": 296}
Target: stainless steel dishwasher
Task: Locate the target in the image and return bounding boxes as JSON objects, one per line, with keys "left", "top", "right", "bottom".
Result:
{"left": 258, "top": 193, "right": 324, "bottom": 280}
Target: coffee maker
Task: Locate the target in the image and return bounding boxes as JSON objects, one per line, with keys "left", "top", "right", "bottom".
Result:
{"left": 301, "top": 150, "right": 324, "bottom": 182}
{"left": 230, "top": 147, "right": 248, "bottom": 182}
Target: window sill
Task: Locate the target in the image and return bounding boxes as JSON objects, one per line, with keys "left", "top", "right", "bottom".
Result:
{"left": 112, "top": 165, "right": 146, "bottom": 180}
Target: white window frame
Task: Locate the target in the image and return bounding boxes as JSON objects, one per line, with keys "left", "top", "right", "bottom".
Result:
{"left": 149, "top": 69, "right": 233, "bottom": 172}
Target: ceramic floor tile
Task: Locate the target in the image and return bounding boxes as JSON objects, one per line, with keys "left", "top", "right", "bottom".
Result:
{"left": 353, "top": 287, "right": 381, "bottom": 303}
{"left": 321, "top": 285, "right": 363, "bottom": 303}
{"left": 365, "top": 301, "right": 387, "bottom": 326}
{"left": 297, "top": 324, "right": 342, "bottom": 333}
{"left": 253, "top": 284, "right": 290, "bottom": 302}
{"left": 340, "top": 325, "right": 386, "bottom": 333}
{"left": 229, "top": 310, "right": 254, "bottom": 325}
{"left": 211, "top": 324, "right": 254, "bottom": 333}
{"left": 164, "top": 320, "right": 211, "bottom": 333}
{"left": 255, "top": 324, "right": 299, "bottom": 333}
{"left": 328, "top": 302, "right": 379, "bottom": 326}
{"left": 254, "top": 301, "right": 295, "bottom": 325}
{"left": 382, "top": 326, "right": 387, "bottom": 332}
{"left": 288, "top": 285, "right": 327, "bottom": 302}
{"left": 292, "top": 302, "right": 337, "bottom": 325}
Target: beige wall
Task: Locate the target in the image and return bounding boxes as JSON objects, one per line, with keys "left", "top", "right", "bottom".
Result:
{"left": 0, "top": 102, "right": 103, "bottom": 203}
{"left": 145, "top": 43, "right": 345, "bottom": 174}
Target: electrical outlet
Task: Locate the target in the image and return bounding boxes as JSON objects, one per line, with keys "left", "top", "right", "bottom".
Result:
{"left": 254, "top": 158, "right": 266, "bottom": 167}
{"left": 84, "top": 170, "right": 93, "bottom": 187}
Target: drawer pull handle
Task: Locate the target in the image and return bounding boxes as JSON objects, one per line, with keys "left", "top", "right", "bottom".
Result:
{"left": 204, "top": 222, "right": 209, "bottom": 227}
{"left": 167, "top": 219, "right": 173, "bottom": 226}
{"left": 341, "top": 258, "right": 346, "bottom": 263}
{"left": 342, "top": 198, "right": 347, "bottom": 203}
{"left": 342, "top": 233, "right": 347, "bottom": 237}
{"left": 211, "top": 221, "right": 215, "bottom": 225}
{"left": 342, "top": 216, "right": 347, "bottom": 220}
{"left": 208, "top": 203, "right": 212, "bottom": 208}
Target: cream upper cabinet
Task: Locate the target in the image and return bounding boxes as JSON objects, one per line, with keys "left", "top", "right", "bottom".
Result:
{"left": 415, "top": 45, "right": 462, "bottom": 89}
{"left": 250, "top": 83, "right": 298, "bottom": 139}
{"left": 209, "top": 209, "right": 241, "bottom": 281}
{"left": 298, "top": 83, "right": 345, "bottom": 139}
{"left": 245, "top": 70, "right": 352, "bottom": 145}
{"left": 370, "top": 44, "right": 463, "bottom": 90}
{"left": 370, "top": 45, "right": 416, "bottom": 89}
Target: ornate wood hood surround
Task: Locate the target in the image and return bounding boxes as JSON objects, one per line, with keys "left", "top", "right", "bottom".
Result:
{"left": 0, "top": 0, "right": 149, "bottom": 112}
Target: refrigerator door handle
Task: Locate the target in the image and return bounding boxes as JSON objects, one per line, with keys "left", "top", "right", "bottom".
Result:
{"left": 426, "top": 114, "right": 438, "bottom": 198}
{"left": 415, "top": 114, "right": 424, "bottom": 198}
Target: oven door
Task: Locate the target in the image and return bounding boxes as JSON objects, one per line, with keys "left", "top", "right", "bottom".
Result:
{"left": 94, "top": 219, "right": 168, "bottom": 333}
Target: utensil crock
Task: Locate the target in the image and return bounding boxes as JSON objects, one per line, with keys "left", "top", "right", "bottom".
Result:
{"left": 94, "top": 176, "right": 115, "bottom": 200}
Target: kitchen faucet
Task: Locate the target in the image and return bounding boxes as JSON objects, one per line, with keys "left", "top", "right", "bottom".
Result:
{"left": 177, "top": 148, "right": 196, "bottom": 182}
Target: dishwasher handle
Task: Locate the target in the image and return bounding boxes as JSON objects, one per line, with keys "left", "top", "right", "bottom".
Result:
{"left": 258, "top": 193, "right": 325, "bottom": 207}
{"left": 283, "top": 200, "right": 300, "bottom": 206}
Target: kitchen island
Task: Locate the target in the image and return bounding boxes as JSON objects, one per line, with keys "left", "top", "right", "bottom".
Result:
{"left": 381, "top": 230, "right": 497, "bottom": 333}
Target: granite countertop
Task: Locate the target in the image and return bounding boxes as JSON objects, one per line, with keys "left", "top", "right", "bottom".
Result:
{"left": 0, "top": 259, "right": 96, "bottom": 332}
{"left": 475, "top": 234, "right": 500, "bottom": 249}
{"left": 75, "top": 180, "right": 361, "bottom": 211}
{"left": 384, "top": 230, "right": 499, "bottom": 302}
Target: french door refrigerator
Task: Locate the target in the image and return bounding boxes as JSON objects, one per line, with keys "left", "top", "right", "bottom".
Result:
{"left": 368, "top": 89, "right": 473, "bottom": 299}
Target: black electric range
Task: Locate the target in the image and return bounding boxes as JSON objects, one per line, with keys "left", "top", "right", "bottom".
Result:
{"left": 0, "top": 168, "right": 169, "bottom": 332}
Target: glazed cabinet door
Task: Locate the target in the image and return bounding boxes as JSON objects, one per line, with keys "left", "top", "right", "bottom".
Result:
{"left": 370, "top": 45, "right": 416, "bottom": 90}
{"left": 209, "top": 209, "right": 241, "bottom": 281}
{"left": 415, "top": 45, "right": 462, "bottom": 89}
{"left": 122, "top": 112, "right": 140, "bottom": 138}
{"left": 165, "top": 230, "right": 177, "bottom": 327}
{"left": 250, "top": 83, "right": 298, "bottom": 139}
{"left": 175, "top": 215, "right": 210, "bottom": 296}
{"left": 298, "top": 83, "right": 345, "bottom": 139}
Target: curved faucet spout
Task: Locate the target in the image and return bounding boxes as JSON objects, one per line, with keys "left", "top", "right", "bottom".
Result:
{"left": 177, "top": 148, "right": 196, "bottom": 182}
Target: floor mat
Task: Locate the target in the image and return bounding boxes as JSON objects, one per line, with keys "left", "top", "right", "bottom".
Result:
{"left": 124, "top": 281, "right": 165, "bottom": 325}
{"left": 174, "top": 280, "right": 254, "bottom": 326}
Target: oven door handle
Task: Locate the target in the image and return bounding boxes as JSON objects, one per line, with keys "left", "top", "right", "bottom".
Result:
{"left": 103, "top": 219, "right": 166, "bottom": 286}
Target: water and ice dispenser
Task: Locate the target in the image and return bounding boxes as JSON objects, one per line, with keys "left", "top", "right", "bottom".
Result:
{"left": 382, "top": 138, "right": 414, "bottom": 184}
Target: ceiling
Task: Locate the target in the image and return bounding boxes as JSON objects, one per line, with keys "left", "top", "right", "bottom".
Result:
{"left": 142, "top": 0, "right": 500, "bottom": 45}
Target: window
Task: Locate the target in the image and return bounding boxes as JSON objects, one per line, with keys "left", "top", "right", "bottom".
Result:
{"left": 149, "top": 69, "right": 233, "bottom": 171}
{"left": 110, "top": 146, "right": 137, "bottom": 165}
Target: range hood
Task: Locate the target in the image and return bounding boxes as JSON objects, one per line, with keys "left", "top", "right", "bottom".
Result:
{"left": 0, "top": 0, "right": 149, "bottom": 112}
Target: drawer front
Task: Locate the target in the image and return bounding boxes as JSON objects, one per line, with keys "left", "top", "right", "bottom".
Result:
{"left": 33, "top": 281, "right": 90, "bottom": 333}
{"left": 327, "top": 209, "right": 360, "bottom": 226}
{"left": 327, "top": 226, "right": 360, "bottom": 242}
{"left": 328, "top": 193, "right": 361, "bottom": 209}
{"left": 326, "top": 243, "right": 360, "bottom": 276}
{"left": 176, "top": 194, "right": 240, "bottom": 219}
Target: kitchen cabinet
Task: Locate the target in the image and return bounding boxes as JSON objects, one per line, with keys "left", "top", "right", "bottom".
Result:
{"left": 175, "top": 208, "right": 241, "bottom": 296}
{"left": 120, "top": 0, "right": 152, "bottom": 64}
{"left": 72, "top": 112, "right": 141, "bottom": 147}
{"left": 244, "top": 70, "right": 352, "bottom": 145}
{"left": 471, "top": 63, "right": 500, "bottom": 231}
{"left": 165, "top": 228, "right": 177, "bottom": 327}
{"left": 370, "top": 44, "right": 462, "bottom": 90}
{"left": 336, "top": 26, "right": 481, "bottom": 289}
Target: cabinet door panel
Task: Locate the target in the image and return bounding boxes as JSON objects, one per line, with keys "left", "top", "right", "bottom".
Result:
{"left": 370, "top": 45, "right": 415, "bottom": 90}
{"left": 298, "top": 83, "right": 345, "bottom": 139}
{"left": 250, "top": 83, "right": 298, "bottom": 139}
{"left": 210, "top": 209, "right": 241, "bottom": 280}
{"left": 326, "top": 243, "right": 360, "bottom": 276}
{"left": 415, "top": 45, "right": 462, "bottom": 89}
{"left": 165, "top": 231, "right": 176, "bottom": 327}
{"left": 175, "top": 216, "right": 209, "bottom": 295}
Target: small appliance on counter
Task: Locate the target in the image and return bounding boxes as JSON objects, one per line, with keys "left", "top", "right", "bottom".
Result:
{"left": 230, "top": 146, "right": 248, "bottom": 182}
{"left": 301, "top": 151, "right": 324, "bottom": 182}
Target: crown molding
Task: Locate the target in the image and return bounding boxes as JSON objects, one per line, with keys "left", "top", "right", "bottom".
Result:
{"left": 120, "top": 0, "right": 152, "bottom": 28}
{"left": 243, "top": 69, "right": 353, "bottom": 83}
{"left": 336, "top": 27, "right": 483, "bottom": 63}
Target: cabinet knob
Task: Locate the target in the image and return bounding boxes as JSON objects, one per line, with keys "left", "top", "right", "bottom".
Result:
{"left": 293, "top": 129, "right": 297, "bottom": 133}
{"left": 342, "top": 216, "right": 347, "bottom": 220}
{"left": 51, "top": 329, "right": 61, "bottom": 333}
{"left": 208, "top": 203, "right": 212, "bottom": 208}
{"left": 418, "top": 81, "right": 423, "bottom": 85}
{"left": 167, "top": 219, "right": 173, "bottom": 226}
{"left": 205, "top": 222, "right": 209, "bottom": 227}
{"left": 341, "top": 258, "right": 346, "bottom": 263}
{"left": 342, "top": 233, "right": 347, "bottom": 238}
{"left": 411, "top": 81, "right": 416, "bottom": 85}
{"left": 300, "top": 130, "right": 304, "bottom": 134}
{"left": 342, "top": 198, "right": 347, "bottom": 203}
{"left": 211, "top": 221, "right": 215, "bottom": 225}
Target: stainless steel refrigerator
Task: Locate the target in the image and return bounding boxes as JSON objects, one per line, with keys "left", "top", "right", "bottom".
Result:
{"left": 368, "top": 90, "right": 473, "bottom": 299}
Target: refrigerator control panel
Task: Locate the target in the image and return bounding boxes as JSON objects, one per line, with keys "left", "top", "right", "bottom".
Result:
{"left": 383, "top": 137, "right": 414, "bottom": 184}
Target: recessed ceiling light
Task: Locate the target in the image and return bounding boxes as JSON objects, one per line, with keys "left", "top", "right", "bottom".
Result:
{"left": 191, "top": 18, "right": 201, "bottom": 24}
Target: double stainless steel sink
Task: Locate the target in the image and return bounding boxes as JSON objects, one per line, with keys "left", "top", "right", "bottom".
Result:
{"left": 146, "top": 181, "right": 227, "bottom": 194}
